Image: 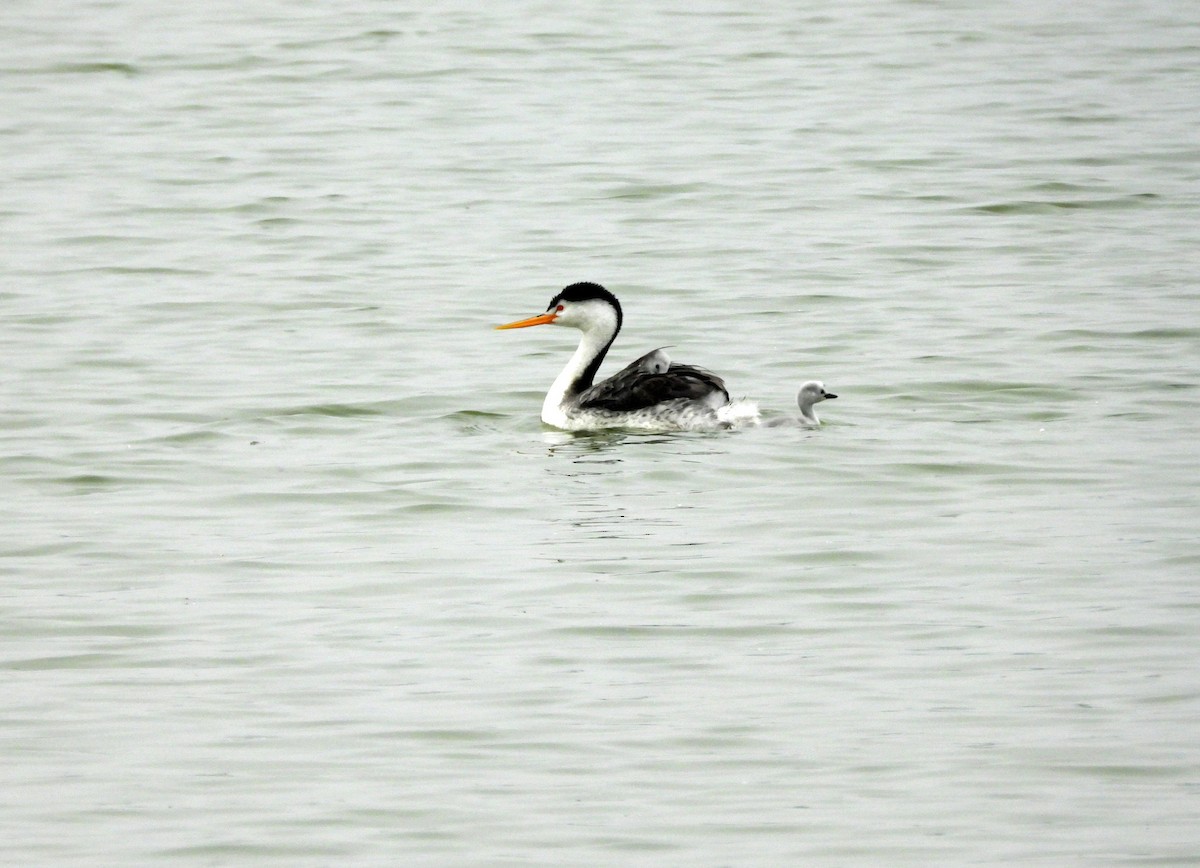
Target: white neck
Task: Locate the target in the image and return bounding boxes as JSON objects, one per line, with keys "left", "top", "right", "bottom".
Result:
{"left": 549, "top": 326, "right": 614, "bottom": 422}
{"left": 541, "top": 318, "right": 617, "bottom": 425}
{"left": 798, "top": 401, "right": 820, "bottom": 425}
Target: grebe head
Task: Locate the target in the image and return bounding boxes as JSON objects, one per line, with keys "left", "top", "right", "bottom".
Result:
{"left": 798, "top": 380, "right": 836, "bottom": 404}
{"left": 638, "top": 347, "right": 671, "bottom": 374}
{"left": 496, "top": 282, "right": 622, "bottom": 337}
{"left": 797, "top": 380, "right": 837, "bottom": 424}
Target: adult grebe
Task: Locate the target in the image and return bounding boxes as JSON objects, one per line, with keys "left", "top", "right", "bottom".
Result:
{"left": 496, "top": 282, "right": 756, "bottom": 431}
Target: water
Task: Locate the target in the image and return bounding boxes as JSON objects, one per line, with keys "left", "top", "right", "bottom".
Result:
{"left": 3, "top": 1, "right": 1199, "bottom": 864}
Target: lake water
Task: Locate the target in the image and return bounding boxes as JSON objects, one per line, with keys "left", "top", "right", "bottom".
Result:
{"left": 3, "top": 1, "right": 1199, "bottom": 864}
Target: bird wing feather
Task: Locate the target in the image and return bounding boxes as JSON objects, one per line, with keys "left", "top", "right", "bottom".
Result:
{"left": 577, "top": 355, "right": 729, "bottom": 412}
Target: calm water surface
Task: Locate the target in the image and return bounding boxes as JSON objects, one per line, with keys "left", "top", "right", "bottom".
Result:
{"left": 3, "top": 1, "right": 1199, "bottom": 864}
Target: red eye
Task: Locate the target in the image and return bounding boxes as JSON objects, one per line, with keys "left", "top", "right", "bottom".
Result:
{"left": 556, "top": 305, "right": 564, "bottom": 312}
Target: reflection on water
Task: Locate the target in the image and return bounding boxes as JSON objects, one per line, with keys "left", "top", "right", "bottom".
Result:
{"left": 531, "top": 430, "right": 730, "bottom": 567}
{"left": 540, "top": 427, "right": 629, "bottom": 458}
{"left": 540, "top": 427, "right": 737, "bottom": 459}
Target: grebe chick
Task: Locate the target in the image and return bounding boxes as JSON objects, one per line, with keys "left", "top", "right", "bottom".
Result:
{"left": 797, "top": 380, "right": 837, "bottom": 425}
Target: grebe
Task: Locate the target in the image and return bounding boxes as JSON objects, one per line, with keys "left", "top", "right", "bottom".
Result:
{"left": 762, "top": 381, "right": 837, "bottom": 428}
{"left": 496, "top": 282, "right": 756, "bottom": 431}
{"left": 796, "top": 380, "right": 837, "bottom": 426}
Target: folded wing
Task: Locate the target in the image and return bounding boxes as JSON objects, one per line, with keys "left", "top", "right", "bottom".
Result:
{"left": 578, "top": 351, "right": 729, "bottom": 413}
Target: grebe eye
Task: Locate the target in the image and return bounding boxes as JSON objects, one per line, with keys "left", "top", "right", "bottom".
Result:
{"left": 556, "top": 304, "right": 564, "bottom": 312}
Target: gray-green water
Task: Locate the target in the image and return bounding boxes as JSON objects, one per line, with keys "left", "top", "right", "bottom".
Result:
{"left": 4, "top": 1, "right": 1199, "bottom": 864}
